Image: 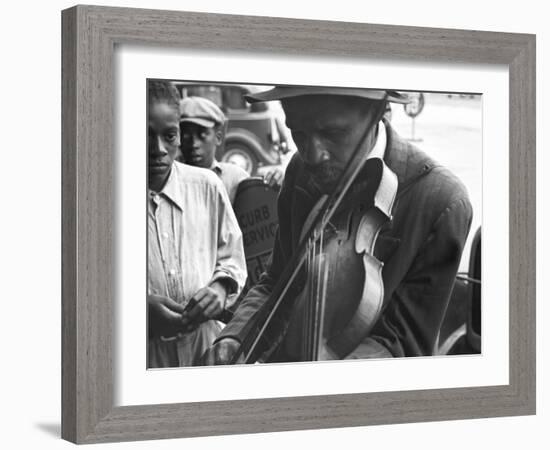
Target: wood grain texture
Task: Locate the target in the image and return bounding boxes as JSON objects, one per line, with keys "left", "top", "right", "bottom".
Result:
{"left": 508, "top": 35, "right": 536, "bottom": 412}
{"left": 61, "top": 6, "right": 77, "bottom": 443}
{"left": 61, "top": 5, "right": 536, "bottom": 444}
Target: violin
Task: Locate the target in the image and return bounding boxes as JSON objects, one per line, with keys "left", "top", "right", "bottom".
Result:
{"left": 285, "top": 159, "right": 397, "bottom": 361}
{"left": 231, "top": 99, "right": 397, "bottom": 364}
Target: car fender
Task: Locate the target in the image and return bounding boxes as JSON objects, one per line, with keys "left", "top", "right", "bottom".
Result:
{"left": 222, "top": 128, "right": 279, "bottom": 166}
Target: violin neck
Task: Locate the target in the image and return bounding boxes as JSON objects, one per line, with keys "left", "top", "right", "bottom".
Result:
{"left": 301, "top": 241, "right": 330, "bottom": 361}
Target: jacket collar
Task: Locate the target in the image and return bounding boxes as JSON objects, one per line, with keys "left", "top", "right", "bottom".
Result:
{"left": 382, "top": 119, "right": 437, "bottom": 195}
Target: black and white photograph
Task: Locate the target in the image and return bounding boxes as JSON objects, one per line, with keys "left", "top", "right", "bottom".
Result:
{"left": 146, "top": 80, "right": 482, "bottom": 368}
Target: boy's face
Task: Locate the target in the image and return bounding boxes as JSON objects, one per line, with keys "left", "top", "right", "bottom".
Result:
{"left": 148, "top": 101, "right": 180, "bottom": 192}
{"left": 179, "top": 122, "right": 221, "bottom": 169}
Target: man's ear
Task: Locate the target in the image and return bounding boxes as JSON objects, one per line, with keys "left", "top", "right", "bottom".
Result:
{"left": 214, "top": 128, "right": 223, "bottom": 146}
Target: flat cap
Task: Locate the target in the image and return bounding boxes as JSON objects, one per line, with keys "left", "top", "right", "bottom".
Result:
{"left": 245, "top": 86, "right": 410, "bottom": 104}
{"left": 179, "top": 96, "right": 226, "bottom": 128}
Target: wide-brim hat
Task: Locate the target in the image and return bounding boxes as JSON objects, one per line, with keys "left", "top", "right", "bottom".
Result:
{"left": 245, "top": 86, "right": 410, "bottom": 104}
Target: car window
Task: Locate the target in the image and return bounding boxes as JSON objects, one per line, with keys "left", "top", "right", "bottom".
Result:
{"left": 223, "top": 86, "right": 249, "bottom": 111}
{"left": 181, "top": 86, "right": 224, "bottom": 108}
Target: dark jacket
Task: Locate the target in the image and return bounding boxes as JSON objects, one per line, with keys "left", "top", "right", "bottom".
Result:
{"left": 218, "top": 121, "right": 473, "bottom": 358}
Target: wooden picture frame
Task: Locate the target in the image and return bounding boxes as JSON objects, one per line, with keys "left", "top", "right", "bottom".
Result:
{"left": 61, "top": 5, "right": 536, "bottom": 443}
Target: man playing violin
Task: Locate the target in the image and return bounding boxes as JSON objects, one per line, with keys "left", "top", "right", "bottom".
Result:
{"left": 203, "top": 86, "right": 473, "bottom": 363}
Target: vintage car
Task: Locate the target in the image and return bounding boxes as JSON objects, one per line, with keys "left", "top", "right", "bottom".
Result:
{"left": 174, "top": 83, "right": 291, "bottom": 175}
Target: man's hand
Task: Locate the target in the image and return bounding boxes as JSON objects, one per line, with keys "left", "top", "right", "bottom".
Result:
{"left": 201, "top": 337, "right": 242, "bottom": 365}
{"left": 262, "top": 167, "right": 284, "bottom": 190}
{"left": 147, "top": 294, "right": 186, "bottom": 338}
{"left": 183, "top": 281, "right": 228, "bottom": 326}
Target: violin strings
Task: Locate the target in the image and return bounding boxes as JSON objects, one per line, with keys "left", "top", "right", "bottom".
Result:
{"left": 312, "top": 228, "right": 324, "bottom": 360}
{"left": 304, "top": 237, "right": 313, "bottom": 360}
{"left": 309, "top": 236, "right": 317, "bottom": 361}
{"left": 318, "top": 254, "right": 330, "bottom": 360}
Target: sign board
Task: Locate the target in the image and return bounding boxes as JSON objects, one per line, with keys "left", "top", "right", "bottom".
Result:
{"left": 233, "top": 177, "right": 279, "bottom": 285}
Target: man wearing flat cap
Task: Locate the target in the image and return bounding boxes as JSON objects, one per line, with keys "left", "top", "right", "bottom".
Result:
{"left": 203, "top": 86, "right": 473, "bottom": 363}
{"left": 178, "top": 96, "right": 249, "bottom": 204}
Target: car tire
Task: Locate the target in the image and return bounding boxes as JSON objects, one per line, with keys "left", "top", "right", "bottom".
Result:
{"left": 222, "top": 141, "right": 259, "bottom": 175}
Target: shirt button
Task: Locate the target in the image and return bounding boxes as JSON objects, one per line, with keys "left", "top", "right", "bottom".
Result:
{"left": 162, "top": 232, "right": 169, "bottom": 239}
{"left": 154, "top": 194, "right": 160, "bottom": 202}
{"left": 169, "top": 269, "right": 176, "bottom": 276}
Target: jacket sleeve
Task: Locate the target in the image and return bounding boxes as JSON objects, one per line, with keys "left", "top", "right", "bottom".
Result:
{"left": 355, "top": 195, "right": 473, "bottom": 358}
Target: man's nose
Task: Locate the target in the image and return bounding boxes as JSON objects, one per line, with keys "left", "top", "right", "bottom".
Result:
{"left": 181, "top": 133, "right": 199, "bottom": 148}
{"left": 149, "top": 136, "right": 169, "bottom": 156}
{"left": 190, "top": 133, "right": 202, "bottom": 149}
{"left": 300, "top": 135, "right": 329, "bottom": 165}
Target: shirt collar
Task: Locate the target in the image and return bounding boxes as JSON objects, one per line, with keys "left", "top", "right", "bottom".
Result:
{"left": 366, "top": 120, "right": 387, "bottom": 161}
{"left": 150, "top": 163, "right": 185, "bottom": 211}
{"left": 210, "top": 159, "right": 222, "bottom": 176}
